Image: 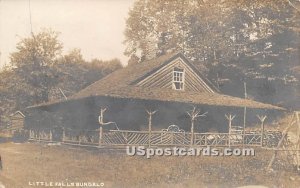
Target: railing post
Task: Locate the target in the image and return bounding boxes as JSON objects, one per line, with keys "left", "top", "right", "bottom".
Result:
{"left": 190, "top": 122, "right": 194, "bottom": 147}
{"left": 99, "top": 126, "right": 103, "bottom": 146}
{"left": 261, "top": 126, "right": 264, "bottom": 147}
{"left": 148, "top": 131, "right": 151, "bottom": 147}
{"left": 50, "top": 130, "right": 53, "bottom": 142}
{"left": 193, "top": 133, "right": 196, "bottom": 146}
{"left": 62, "top": 128, "right": 65, "bottom": 143}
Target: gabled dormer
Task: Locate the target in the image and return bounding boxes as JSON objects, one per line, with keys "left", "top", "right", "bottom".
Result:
{"left": 132, "top": 54, "right": 217, "bottom": 93}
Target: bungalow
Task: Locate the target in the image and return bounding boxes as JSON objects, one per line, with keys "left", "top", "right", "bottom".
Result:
{"left": 24, "top": 52, "right": 284, "bottom": 134}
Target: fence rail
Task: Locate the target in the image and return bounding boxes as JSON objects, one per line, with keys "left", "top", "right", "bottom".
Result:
{"left": 28, "top": 129, "right": 283, "bottom": 148}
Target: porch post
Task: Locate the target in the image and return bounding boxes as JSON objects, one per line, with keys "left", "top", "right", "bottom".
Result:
{"left": 190, "top": 119, "right": 194, "bottom": 146}
{"left": 98, "top": 108, "right": 106, "bottom": 146}
{"left": 257, "top": 115, "right": 267, "bottom": 147}
{"left": 146, "top": 110, "right": 157, "bottom": 148}
{"left": 243, "top": 82, "right": 247, "bottom": 147}
{"left": 225, "top": 114, "right": 236, "bottom": 147}
{"left": 187, "top": 107, "right": 207, "bottom": 147}
{"left": 50, "top": 130, "right": 52, "bottom": 142}
{"left": 98, "top": 107, "right": 116, "bottom": 147}
{"left": 62, "top": 127, "right": 65, "bottom": 143}
{"left": 99, "top": 126, "right": 103, "bottom": 146}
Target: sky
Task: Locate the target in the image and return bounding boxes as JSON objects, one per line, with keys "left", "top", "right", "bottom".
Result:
{"left": 0, "top": 0, "right": 135, "bottom": 68}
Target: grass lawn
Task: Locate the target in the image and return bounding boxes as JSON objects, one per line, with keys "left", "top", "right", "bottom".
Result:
{"left": 0, "top": 142, "right": 299, "bottom": 188}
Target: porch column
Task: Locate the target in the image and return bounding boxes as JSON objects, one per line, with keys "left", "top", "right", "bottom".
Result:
{"left": 98, "top": 107, "right": 116, "bottom": 147}
{"left": 146, "top": 110, "right": 157, "bottom": 148}
{"left": 257, "top": 115, "right": 267, "bottom": 147}
{"left": 98, "top": 108, "right": 106, "bottom": 146}
{"left": 225, "top": 114, "right": 236, "bottom": 147}
{"left": 187, "top": 107, "right": 207, "bottom": 147}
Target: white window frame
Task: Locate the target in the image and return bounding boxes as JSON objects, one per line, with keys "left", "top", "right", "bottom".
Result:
{"left": 172, "top": 67, "right": 185, "bottom": 90}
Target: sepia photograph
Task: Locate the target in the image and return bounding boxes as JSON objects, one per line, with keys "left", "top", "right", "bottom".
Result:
{"left": 0, "top": 0, "right": 299, "bottom": 187}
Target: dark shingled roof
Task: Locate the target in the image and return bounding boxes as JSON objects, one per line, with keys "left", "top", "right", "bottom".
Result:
{"left": 28, "top": 52, "right": 285, "bottom": 110}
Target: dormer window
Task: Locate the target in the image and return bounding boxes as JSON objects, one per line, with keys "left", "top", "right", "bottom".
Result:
{"left": 172, "top": 67, "right": 185, "bottom": 90}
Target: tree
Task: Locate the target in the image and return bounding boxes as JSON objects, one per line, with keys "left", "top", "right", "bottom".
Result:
{"left": 63, "top": 48, "right": 85, "bottom": 64}
{"left": 124, "top": 0, "right": 300, "bottom": 108}
{"left": 0, "top": 29, "right": 123, "bottom": 127}
{"left": 125, "top": 0, "right": 299, "bottom": 68}
{"left": 10, "top": 29, "right": 63, "bottom": 104}
{"left": 124, "top": 0, "right": 236, "bottom": 63}
{"left": 89, "top": 58, "right": 122, "bottom": 75}
{"left": 50, "top": 50, "right": 123, "bottom": 100}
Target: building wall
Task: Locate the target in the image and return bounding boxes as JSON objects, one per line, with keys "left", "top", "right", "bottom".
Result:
{"left": 11, "top": 118, "right": 24, "bottom": 130}
{"left": 10, "top": 114, "right": 25, "bottom": 131}
{"left": 135, "top": 57, "right": 215, "bottom": 93}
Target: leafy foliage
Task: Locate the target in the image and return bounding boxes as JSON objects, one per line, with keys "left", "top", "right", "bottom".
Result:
{"left": 0, "top": 29, "right": 122, "bottom": 127}
{"left": 10, "top": 29, "right": 63, "bottom": 104}
{"left": 124, "top": 0, "right": 300, "bottom": 108}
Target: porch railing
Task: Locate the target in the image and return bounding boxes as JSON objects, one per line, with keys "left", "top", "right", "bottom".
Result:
{"left": 28, "top": 129, "right": 282, "bottom": 148}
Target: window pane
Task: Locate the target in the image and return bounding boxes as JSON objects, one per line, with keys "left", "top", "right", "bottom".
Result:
{"left": 174, "top": 82, "right": 180, "bottom": 90}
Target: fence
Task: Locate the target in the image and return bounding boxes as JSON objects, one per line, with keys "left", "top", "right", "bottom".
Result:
{"left": 28, "top": 128, "right": 282, "bottom": 148}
